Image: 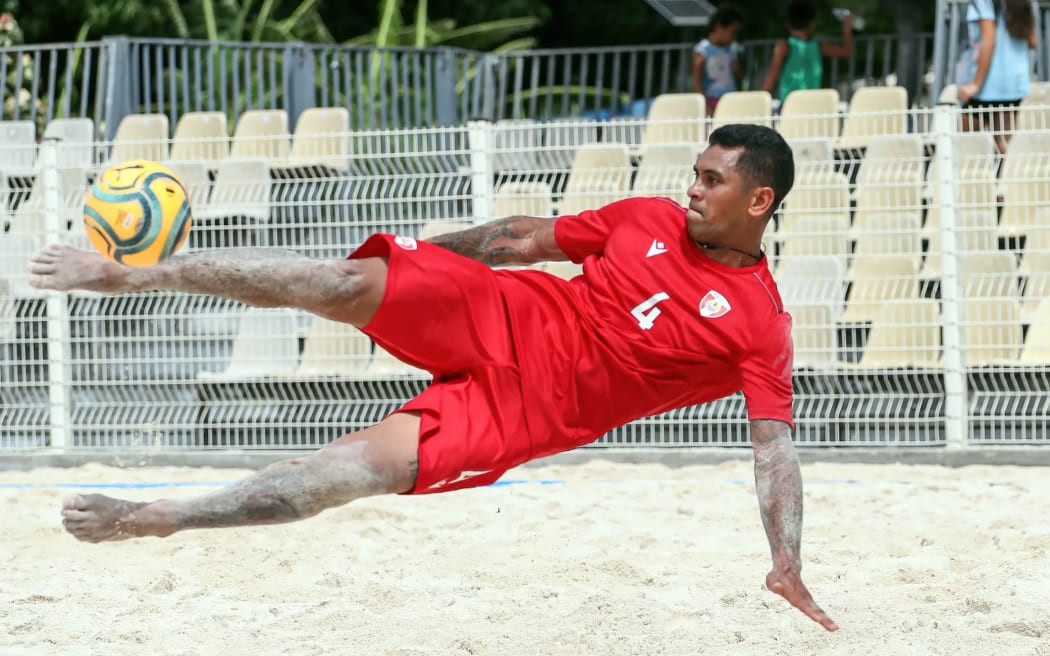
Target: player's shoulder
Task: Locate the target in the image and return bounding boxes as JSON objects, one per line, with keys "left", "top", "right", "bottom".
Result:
{"left": 745, "top": 264, "right": 787, "bottom": 318}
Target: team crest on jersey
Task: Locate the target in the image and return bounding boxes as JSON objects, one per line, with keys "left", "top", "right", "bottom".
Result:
{"left": 699, "top": 290, "right": 731, "bottom": 318}
{"left": 394, "top": 235, "right": 418, "bottom": 251}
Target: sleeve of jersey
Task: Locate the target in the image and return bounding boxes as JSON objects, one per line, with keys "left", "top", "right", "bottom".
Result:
{"left": 554, "top": 198, "right": 646, "bottom": 263}
{"left": 738, "top": 312, "right": 795, "bottom": 429}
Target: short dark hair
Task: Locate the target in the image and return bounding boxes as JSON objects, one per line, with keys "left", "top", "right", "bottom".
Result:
{"left": 786, "top": 0, "right": 816, "bottom": 30}
{"left": 707, "top": 124, "right": 795, "bottom": 216}
{"left": 710, "top": 4, "right": 744, "bottom": 29}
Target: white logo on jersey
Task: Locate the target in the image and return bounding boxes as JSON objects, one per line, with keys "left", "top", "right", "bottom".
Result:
{"left": 428, "top": 470, "right": 493, "bottom": 490}
{"left": 699, "top": 290, "right": 731, "bottom": 318}
{"left": 646, "top": 239, "right": 668, "bottom": 258}
{"left": 394, "top": 235, "right": 418, "bottom": 251}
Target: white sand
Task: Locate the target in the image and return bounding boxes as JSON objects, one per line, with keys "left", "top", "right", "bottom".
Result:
{"left": 1, "top": 459, "right": 1048, "bottom": 656}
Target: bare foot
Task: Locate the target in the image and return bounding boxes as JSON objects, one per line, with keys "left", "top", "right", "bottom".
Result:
{"left": 61, "top": 493, "right": 173, "bottom": 542}
{"left": 28, "top": 244, "right": 127, "bottom": 293}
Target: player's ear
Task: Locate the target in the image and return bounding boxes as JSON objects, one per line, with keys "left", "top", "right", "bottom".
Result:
{"left": 747, "top": 185, "right": 775, "bottom": 219}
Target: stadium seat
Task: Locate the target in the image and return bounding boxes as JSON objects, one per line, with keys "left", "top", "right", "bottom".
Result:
{"left": 775, "top": 255, "right": 845, "bottom": 308}
{"left": 0, "top": 232, "right": 44, "bottom": 298}
{"left": 920, "top": 211, "right": 998, "bottom": 280}
{"left": 959, "top": 251, "right": 1018, "bottom": 298}
{"left": 164, "top": 159, "right": 211, "bottom": 210}
{"left": 937, "top": 83, "right": 959, "bottom": 105}
{"left": 785, "top": 302, "right": 837, "bottom": 370}
{"left": 788, "top": 138, "right": 835, "bottom": 172}
{"left": 491, "top": 118, "right": 542, "bottom": 172}
{"left": 169, "top": 111, "right": 229, "bottom": 164}
{"left": 923, "top": 133, "right": 998, "bottom": 239}
{"left": 837, "top": 255, "right": 919, "bottom": 324}
{"left": 191, "top": 158, "right": 271, "bottom": 249}
{"left": 42, "top": 117, "right": 96, "bottom": 169}
{"left": 841, "top": 300, "right": 943, "bottom": 370}
{"left": 641, "top": 93, "right": 706, "bottom": 146}
{"left": 836, "top": 86, "right": 908, "bottom": 150}
{"left": 851, "top": 135, "right": 924, "bottom": 234}
{"left": 1015, "top": 298, "right": 1050, "bottom": 364}
{"left": 710, "top": 90, "right": 773, "bottom": 130}
{"left": 631, "top": 143, "right": 696, "bottom": 204}
{"left": 777, "top": 88, "right": 840, "bottom": 141}
{"left": 850, "top": 213, "right": 923, "bottom": 268}
{"left": 106, "top": 113, "right": 170, "bottom": 164}
{"left": 540, "top": 119, "right": 599, "bottom": 171}
{"left": 1016, "top": 81, "right": 1050, "bottom": 131}
{"left": 775, "top": 169, "right": 850, "bottom": 238}
{"left": 198, "top": 307, "right": 300, "bottom": 380}
{"left": 557, "top": 143, "right": 631, "bottom": 215}
{"left": 777, "top": 213, "right": 851, "bottom": 272}
{"left": 366, "top": 344, "right": 429, "bottom": 378}
{"left": 286, "top": 107, "right": 351, "bottom": 173}
{"left": 494, "top": 181, "right": 554, "bottom": 218}
{"left": 9, "top": 165, "right": 91, "bottom": 238}
{"left": 294, "top": 316, "right": 373, "bottom": 378}
{"left": 418, "top": 221, "right": 472, "bottom": 240}
{"left": 543, "top": 261, "right": 584, "bottom": 280}
{"left": 961, "top": 297, "right": 1023, "bottom": 366}
{"left": 997, "top": 130, "right": 1050, "bottom": 236}
{"left": 1020, "top": 228, "right": 1050, "bottom": 322}
{"left": 229, "top": 109, "right": 291, "bottom": 163}
{"left": 0, "top": 120, "right": 37, "bottom": 177}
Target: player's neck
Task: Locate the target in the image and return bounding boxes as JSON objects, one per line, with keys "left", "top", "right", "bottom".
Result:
{"left": 694, "top": 241, "right": 763, "bottom": 267}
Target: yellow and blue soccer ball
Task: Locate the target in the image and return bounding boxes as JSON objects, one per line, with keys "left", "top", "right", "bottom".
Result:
{"left": 83, "top": 160, "right": 192, "bottom": 267}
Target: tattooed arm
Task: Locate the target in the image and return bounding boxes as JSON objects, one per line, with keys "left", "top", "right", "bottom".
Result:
{"left": 426, "top": 216, "right": 567, "bottom": 266}
{"left": 751, "top": 419, "right": 838, "bottom": 631}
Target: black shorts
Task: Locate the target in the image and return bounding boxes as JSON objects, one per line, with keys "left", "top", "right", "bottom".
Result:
{"left": 964, "top": 98, "right": 1022, "bottom": 109}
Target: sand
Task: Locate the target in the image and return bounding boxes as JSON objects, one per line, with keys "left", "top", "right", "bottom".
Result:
{"left": 1, "top": 459, "right": 1048, "bottom": 656}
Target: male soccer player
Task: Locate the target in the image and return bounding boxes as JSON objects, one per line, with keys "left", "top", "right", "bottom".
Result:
{"left": 30, "top": 124, "right": 836, "bottom": 631}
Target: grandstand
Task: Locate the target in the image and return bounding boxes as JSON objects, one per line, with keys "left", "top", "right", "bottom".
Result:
{"left": 2, "top": 24, "right": 1050, "bottom": 456}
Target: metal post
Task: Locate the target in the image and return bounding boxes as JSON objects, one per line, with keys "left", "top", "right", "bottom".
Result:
{"left": 931, "top": 0, "right": 949, "bottom": 104}
{"left": 435, "top": 50, "right": 458, "bottom": 126}
{"left": 282, "top": 42, "right": 315, "bottom": 130}
{"left": 933, "top": 105, "right": 967, "bottom": 448}
{"left": 467, "top": 120, "right": 494, "bottom": 225}
{"left": 101, "top": 36, "right": 133, "bottom": 143}
{"left": 39, "top": 139, "right": 72, "bottom": 451}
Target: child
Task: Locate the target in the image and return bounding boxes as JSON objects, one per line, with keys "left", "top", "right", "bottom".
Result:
{"left": 692, "top": 5, "right": 745, "bottom": 115}
{"left": 761, "top": 0, "right": 854, "bottom": 102}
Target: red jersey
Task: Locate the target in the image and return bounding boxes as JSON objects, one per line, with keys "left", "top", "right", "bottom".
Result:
{"left": 496, "top": 196, "right": 794, "bottom": 459}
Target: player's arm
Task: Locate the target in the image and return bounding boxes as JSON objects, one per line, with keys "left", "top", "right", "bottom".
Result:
{"left": 821, "top": 13, "right": 854, "bottom": 58}
{"left": 750, "top": 419, "right": 837, "bottom": 631}
{"left": 760, "top": 41, "right": 787, "bottom": 93}
{"left": 425, "top": 215, "right": 568, "bottom": 266}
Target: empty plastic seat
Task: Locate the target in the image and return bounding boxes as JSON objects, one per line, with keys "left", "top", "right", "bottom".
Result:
{"left": 775, "top": 170, "right": 850, "bottom": 236}
{"left": 494, "top": 182, "right": 553, "bottom": 217}
{"left": 777, "top": 88, "right": 840, "bottom": 141}
{"left": 641, "top": 93, "right": 706, "bottom": 146}
{"left": 42, "top": 118, "right": 96, "bottom": 169}
{"left": 557, "top": 143, "right": 631, "bottom": 215}
{"left": 191, "top": 159, "right": 271, "bottom": 249}
{"left": 164, "top": 159, "right": 211, "bottom": 210}
{"left": 631, "top": 143, "right": 697, "bottom": 204}
{"left": 1015, "top": 298, "right": 1050, "bottom": 364}
{"left": 788, "top": 138, "right": 835, "bottom": 172}
{"left": 295, "top": 316, "right": 373, "bottom": 377}
{"left": 0, "top": 120, "right": 37, "bottom": 177}
{"left": 169, "top": 111, "right": 229, "bottom": 164}
{"left": 0, "top": 232, "right": 44, "bottom": 298}
{"left": 851, "top": 213, "right": 923, "bottom": 268}
{"left": 198, "top": 307, "right": 300, "bottom": 379}
{"left": 229, "top": 109, "right": 291, "bottom": 163}
{"left": 920, "top": 211, "right": 998, "bottom": 280}
{"left": 418, "top": 221, "right": 472, "bottom": 240}
{"left": 287, "top": 107, "right": 351, "bottom": 172}
{"left": 1020, "top": 228, "right": 1050, "bottom": 322}
{"left": 852, "top": 135, "right": 925, "bottom": 233}
{"left": 786, "top": 302, "right": 837, "bottom": 370}
{"left": 775, "top": 255, "right": 845, "bottom": 306}
{"left": 924, "top": 133, "right": 998, "bottom": 240}
{"left": 836, "top": 86, "right": 908, "bottom": 150}
{"left": 842, "top": 300, "right": 943, "bottom": 370}
{"left": 710, "top": 91, "right": 773, "bottom": 130}
{"left": 107, "top": 113, "right": 169, "bottom": 163}
{"left": 997, "top": 130, "right": 1050, "bottom": 236}
{"left": 1016, "top": 82, "right": 1050, "bottom": 131}
{"left": 961, "top": 297, "right": 1023, "bottom": 366}
{"left": 777, "top": 214, "right": 851, "bottom": 271}
{"left": 959, "top": 251, "right": 1018, "bottom": 298}
{"left": 837, "top": 255, "right": 919, "bottom": 324}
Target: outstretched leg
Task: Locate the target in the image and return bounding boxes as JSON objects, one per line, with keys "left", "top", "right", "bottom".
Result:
{"left": 61, "top": 412, "right": 421, "bottom": 543}
{"left": 28, "top": 244, "right": 386, "bottom": 327}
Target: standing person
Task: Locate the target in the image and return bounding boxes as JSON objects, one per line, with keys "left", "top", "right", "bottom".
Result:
{"left": 958, "top": 0, "right": 1038, "bottom": 153}
{"left": 30, "top": 124, "right": 837, "bottom": 632}
{"left": 761, "top": 0, "right": 854, "bottom": 102}
{"left": 692, "top": 4, "right": 745, "bottom": 115}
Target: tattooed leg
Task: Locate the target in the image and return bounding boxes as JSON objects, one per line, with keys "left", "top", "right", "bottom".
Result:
{"left": 61, "top": 413, "right": 421, "bottom": 543}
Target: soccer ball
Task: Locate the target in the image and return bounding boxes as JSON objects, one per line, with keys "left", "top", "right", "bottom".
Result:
{"left": 83, "top": 160, "right": 193, "bottom": 267}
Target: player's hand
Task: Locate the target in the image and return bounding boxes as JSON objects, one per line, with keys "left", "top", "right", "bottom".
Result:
{"left": 765, "top": 566, "right": 838, "bottom": 631}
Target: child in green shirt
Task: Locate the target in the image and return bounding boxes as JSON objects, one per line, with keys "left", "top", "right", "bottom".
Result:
{"left": 761, "top": 0, "right": 854, "bottom": 102}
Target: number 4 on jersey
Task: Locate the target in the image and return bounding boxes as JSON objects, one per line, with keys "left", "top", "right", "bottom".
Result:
{"left": 631, "top": 292, "right": 670, "bottom": 330}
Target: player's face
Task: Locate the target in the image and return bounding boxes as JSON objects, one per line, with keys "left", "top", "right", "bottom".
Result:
{"left": 685, "top": 146, "right": 754, "bottom": 243}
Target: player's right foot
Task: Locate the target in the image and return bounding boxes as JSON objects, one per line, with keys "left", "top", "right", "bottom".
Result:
{"left": 27, "top": 244, "right": 126, "bottom": 293}
{"left": 61, "top": 493, "right": 168, "bottom": 542}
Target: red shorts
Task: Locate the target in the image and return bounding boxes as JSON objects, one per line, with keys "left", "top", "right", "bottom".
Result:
{"left": 348, "top": 234, "right": 535, "bottom": 494}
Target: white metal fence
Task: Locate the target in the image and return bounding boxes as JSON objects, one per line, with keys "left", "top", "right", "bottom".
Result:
{"left": 2, "top": 98, "right": 1050, "bottom": 452}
